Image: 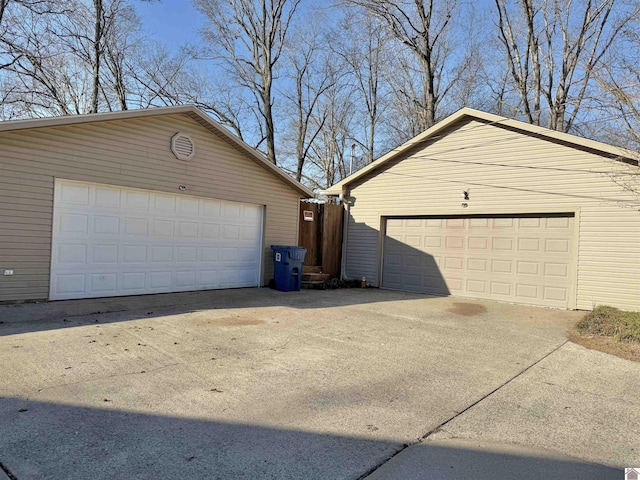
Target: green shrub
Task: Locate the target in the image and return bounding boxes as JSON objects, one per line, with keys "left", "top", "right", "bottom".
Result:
{"left": 577, "top": 306, "right": 640, "bottom": 343}
{"left": 618, "top": 311, "right": 640, "bottom": 343}
{"left": 577, "top": 306, "right": 625, "bottom": 336}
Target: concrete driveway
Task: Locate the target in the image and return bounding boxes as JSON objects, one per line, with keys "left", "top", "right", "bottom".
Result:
{"left": 0, "top": 288, "right": 637, "bottom": 479}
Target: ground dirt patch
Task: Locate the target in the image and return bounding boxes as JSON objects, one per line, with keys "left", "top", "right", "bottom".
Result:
{"left": 568, "top": 331, "right": 640, "bottom": 363}
{"left": 448, "top": 303, "right": 487, "bottom": 316}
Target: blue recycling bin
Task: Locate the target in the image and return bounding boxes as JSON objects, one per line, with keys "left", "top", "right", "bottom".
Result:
{"left": 271, "top": 245, "right": 307, "bottom": 292}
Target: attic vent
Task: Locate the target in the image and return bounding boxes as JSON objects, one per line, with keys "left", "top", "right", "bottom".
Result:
{"left": 171, "top": 132, "right": 195, "bottom": 161}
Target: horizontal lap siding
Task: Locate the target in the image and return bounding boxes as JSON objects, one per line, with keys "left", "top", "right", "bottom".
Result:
{"left": 0, "top": 114, "right": 300, "bottom": 301}
{"left": 345, "top": 213, "right": 379, "bottom": 283}
{"left": 347, "top": 119, "right": 640, "bottom": 310}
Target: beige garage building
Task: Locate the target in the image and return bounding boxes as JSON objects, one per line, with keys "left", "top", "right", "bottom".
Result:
{"left": 0, "top": 105, "right": 312, "bottom": 302}
{"left": 326, "top": 108, "right": 640, "bottom": 311}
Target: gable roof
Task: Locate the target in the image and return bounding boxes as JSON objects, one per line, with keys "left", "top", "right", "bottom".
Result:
{"left": 325, "top": 107, "right": 639, "bottom": 195}
{"left": 0, "top": 105, "right": 313, "bottom": 197}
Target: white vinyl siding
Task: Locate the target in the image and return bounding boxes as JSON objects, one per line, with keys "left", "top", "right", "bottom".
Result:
{"left": 0, "top": 113, "right": 300, "bottom": 301}
{"left": 345, "top": 119, "right": 640, "bottom": 311}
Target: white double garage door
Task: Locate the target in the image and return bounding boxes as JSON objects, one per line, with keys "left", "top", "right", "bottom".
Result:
{"left": 383, "top": 214, "right": 576, "bottom": 308}
{"left": 50, "top": 180, "right": 263, "bottom": 300}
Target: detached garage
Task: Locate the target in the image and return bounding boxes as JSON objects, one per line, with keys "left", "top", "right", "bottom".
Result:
{"left": 326, "top": 108, "right": 640, "bottom": 311}
{"left": 0, "top": 105, "right": 312, "bottom": 302}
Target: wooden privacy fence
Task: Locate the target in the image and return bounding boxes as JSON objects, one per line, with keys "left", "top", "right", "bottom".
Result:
{"left": 298, "top": 201, "right": 343, "bottom": 278}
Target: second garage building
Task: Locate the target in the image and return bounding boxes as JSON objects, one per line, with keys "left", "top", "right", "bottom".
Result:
{"left": 326, "top": 108, "right": 640, "bottom": 311}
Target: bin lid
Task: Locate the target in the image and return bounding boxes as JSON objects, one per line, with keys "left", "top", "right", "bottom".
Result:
{"left": 271, "top": 245, "right": 306, "bottom": 251}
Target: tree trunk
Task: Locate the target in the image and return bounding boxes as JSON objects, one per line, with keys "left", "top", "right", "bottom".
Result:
{"left": 91, "top": 0, "right": 103, "bottom": 113}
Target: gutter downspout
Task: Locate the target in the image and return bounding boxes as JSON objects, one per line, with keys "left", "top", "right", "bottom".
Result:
{"left": 340, "top": 188, "right": 350, "bottom": 281}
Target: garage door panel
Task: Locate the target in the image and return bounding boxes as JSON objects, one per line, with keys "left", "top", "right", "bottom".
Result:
{"left": 95, "top": 215, "right": 120, "bottom": 234}
{"left": 91, "top": 273, "right": 117, "bottom": 293}
{"left": 517, "top": 238, "right": 540, "bottom": 252}
{"left": 544, "top": 262, "right": 569, "bottom": 277}
{"left": 547, "top": 216, "right": 571, "bottom": 228}
{"left": 151, "top": 272, "right": 172, "bottom": 288}
{"left": 202, "top": 200, "right": 220, "bottom": 216}
{"left": 491, "top": 259, "right": 513, "bottom": 273}
{"left": 466, "top": 279, "right": 487, "bottom": 294}
{"left": 60, "top": 182, "right": 90, "bottom": 204}
{"left": 492, "top": 237, "right": 514, "bottom": 251}
{"left": 444, "top": 256, "right": 464, "bottom": 270}
{"left": 519, "top": 217, "right": 541, "bottom": 228}
{"left": 94, "top": 245, "right": 119, "bottom": 263}
{"left": 382, "top": 215, "right": 575, "bottom": 308}
{"left": 491, "top": 281, "right": 512, "bottom": 296}
{"left": 469, "top": 218, "right": 489, "bottom": 228}
{"left": 59, "top": 213, "right": 89, "bottom": 234}
{"left": 546, "top": 238, "right": 570, "bottom": 253}
{"left": 517, "top": 261, "right": 539, "bottom": 275}
{"left": 468, "top": 237, "right": 488, "bottom": 250}
{"left": 384, "top": 272, "right": 403, "bottom": 289}
{"left": 446, "top": 218, "right": 465, "bottom": 228}
{"left": 516, "top": 284, "right": 539, "bottom": 299}
{"left": 467, "top": 258, "right": 487, "bottom": 272}
{"left": 201, "top": 247, "right": 218, "bottom": 262}
{"left": 153, "top": 194, "right": 175, "bottom": 212}
{"left": 58, "top": 244, "right": 87, "bottom": 264}
{"left": 50, "top": 180, "right": 263, "bottom": 300}
{"left": 445, "top": 236, "right": 464, "bottom": 249}
{"left": 55, "top": 274, "right": 85, "bottom": 294}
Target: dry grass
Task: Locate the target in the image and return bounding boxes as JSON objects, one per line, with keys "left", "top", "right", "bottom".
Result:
{"left": 571, "top": 306, "right": 640, "bottom": 362}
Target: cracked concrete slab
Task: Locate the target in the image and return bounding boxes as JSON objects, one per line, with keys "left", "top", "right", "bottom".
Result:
{"left": 0, "top": 288, "right": 634, "bottom": 479}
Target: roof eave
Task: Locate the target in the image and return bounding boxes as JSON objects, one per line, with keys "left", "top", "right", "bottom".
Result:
{"left": 0, "top": 105, "right": 196, "bottom": 132}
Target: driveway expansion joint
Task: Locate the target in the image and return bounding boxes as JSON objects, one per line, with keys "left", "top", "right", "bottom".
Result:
{"left": 0, "top": 461, "right": 17, "bottom": 480}
{"left": 358, "top": 340, "right": 569, "bottom": 479}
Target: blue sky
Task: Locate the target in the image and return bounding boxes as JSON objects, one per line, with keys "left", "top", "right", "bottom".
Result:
{"left": 136, "top": 0, "right": 204, "bottom": 48}
{"left": 134, "top": 0, "right": 498, "bottom": 52}
{"left": 135, "top": 0, "right": 353, "bottom": 50}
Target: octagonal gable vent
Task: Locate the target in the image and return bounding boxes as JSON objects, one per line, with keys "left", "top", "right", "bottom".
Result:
{"left": 171, "top": 132, "right": 195, "bottom": 161}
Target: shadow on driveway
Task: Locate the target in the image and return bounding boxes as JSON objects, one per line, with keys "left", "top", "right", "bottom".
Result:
{"left": 0, "top": 288, "right": 442, "bottom": 337}
{"left": 0, "top": 397, "right": 619, "bottom": 480}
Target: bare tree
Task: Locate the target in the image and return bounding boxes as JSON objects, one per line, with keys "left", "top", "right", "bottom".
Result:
{"left": 0, "top": 0, "right": 149, "bottom": 116}
{"left": 332, "top": 10, "right": 390, "bottom": 163}
{"left": 279, "top": 27, "right": 338, "bottom": 182}
{"left": 61, "top": 0, "right": 143, "bottom": 113}
{"left": 494, "top": 0, "right": 640, "bottom": 132}
{"left": 344, "top": 0, "right": 466, "bottom": 131}
{"left": 1, "top": 8, "right": 77, "bottom": 116}
{"left": 194, "top": 0, "right": 301, "bottom": 164}
{"left": 304, "top": 79, "right": 357, "bottom": 189}
{"left": 0, "top": 0, "right": 69, "bottom": 73}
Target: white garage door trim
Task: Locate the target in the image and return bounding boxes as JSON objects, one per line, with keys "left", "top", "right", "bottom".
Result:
{"left": 50, "top": 179, "right": 264, "bottom": 300}
{"left": 381, "top": 213, "right": 578, "bottom": 309}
